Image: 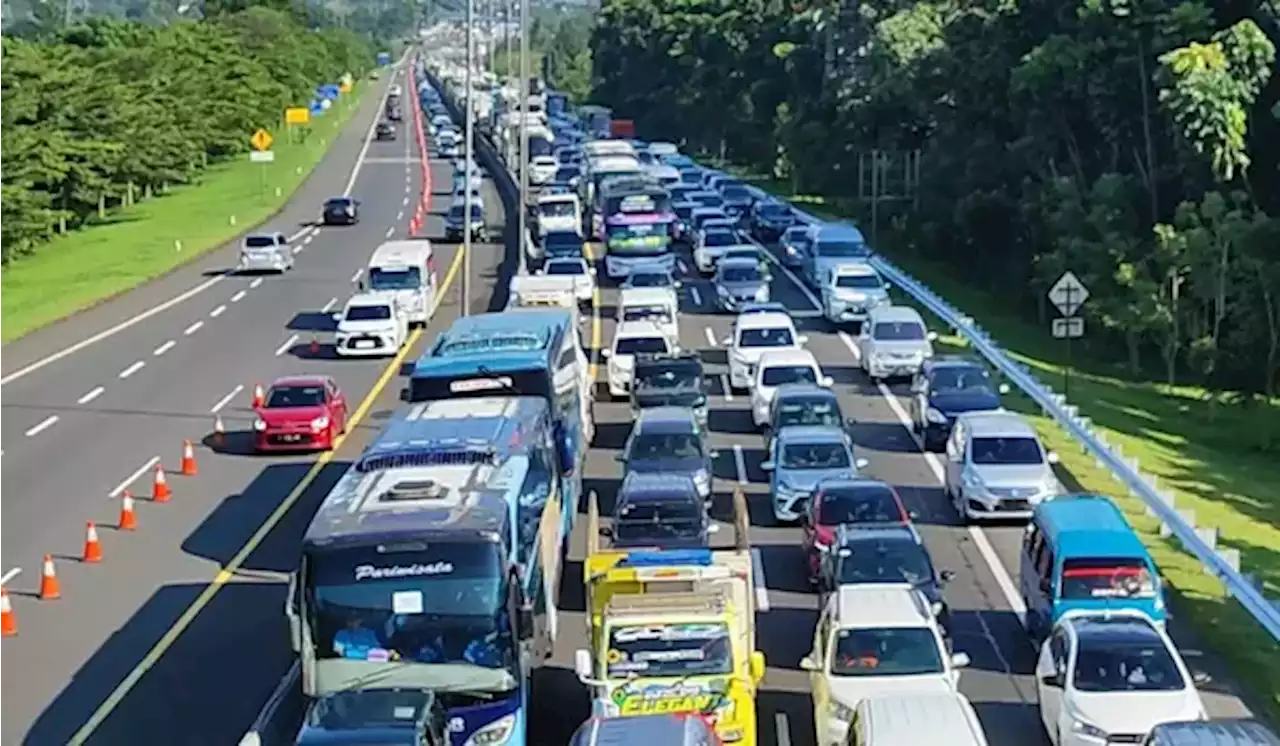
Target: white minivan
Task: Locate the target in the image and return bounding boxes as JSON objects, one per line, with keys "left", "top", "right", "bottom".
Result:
{"left": 361, "top": 240, "right": 437, "bottom": 325}
{"left": 617, "top": 287, "right": 678, "bottom": 344}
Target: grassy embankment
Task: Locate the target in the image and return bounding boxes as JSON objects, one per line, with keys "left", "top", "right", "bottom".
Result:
{"left": 1, "top": 82, "right": 372, "bottom": 343}
{"left": 732, "top": 168, "right": 1280, "bottom": 722}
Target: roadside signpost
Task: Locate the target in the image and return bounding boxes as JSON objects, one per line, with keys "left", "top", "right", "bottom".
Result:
{"left": 250, "top": 128, "right": 274, "bottom": 202}
{"left": 1048, "top": 270, "right": 1089, "bottom": 398}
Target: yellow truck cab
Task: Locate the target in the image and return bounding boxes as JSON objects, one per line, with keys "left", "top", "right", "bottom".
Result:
{"left": 573, "top": 491, "right": 765, "bottom": 745}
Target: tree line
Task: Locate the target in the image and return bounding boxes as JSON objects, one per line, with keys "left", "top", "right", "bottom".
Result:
{"left": 0, "top": 3, "right": 384, "bottom": 263}
{"left": 590, "top": 0, "right": 1280, "bottom": 405}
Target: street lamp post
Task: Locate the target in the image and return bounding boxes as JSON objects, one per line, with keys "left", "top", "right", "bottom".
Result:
{"left": 516, "top": 0, "right": 529, "bottom": 269}
{"left": 462, "top": 0, "right": 476, "bottom": 316}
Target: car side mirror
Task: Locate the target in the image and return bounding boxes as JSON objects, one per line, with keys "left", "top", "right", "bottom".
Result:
{"left": 1192, "top": 670, "right": 1212, "bottom": 686}
{"left": 518, "top": 602, "right": 535, "bottom": 640}
{"left": 331, "top": 312, "right": 342, "bottom": 322}
{"left": 750, "top": 651, "right": 766, "bottom": 681}
{"left": 799, "top": 656, "right": 819, "bottom": 672}
{"left": 820, "top": 376, "right": 834, "bottom": 388}
{"left": 574, "top": 649, "right": 593, "bottom": 682}
{"left": 926, "top": 331, "right": 939, "bottom": 341}
{"left": 1040, "top": 672, "right": 1063, "bottom": 688}
{"left": 674, "top": 280, "right": 683, "bottom": 288}
{"left": 721, "top": 336, "right": 732, "bottom": 346}
{"left": 951, "top": 652, "right": 971, "bottom": 668}
{"left": 614, "top": 453, "right": 626, "bottom": 462}
{"left": 599, "top": 525, "right": 613, "bottom": 538}
{"left": 854, "top": 458, "right": 870, "bottom": 470}
{"left": 797, "top": 334, "right": 809, "bottom": 345}
{"left": 707, "top": 523, "right": 721, "bottom": 534}
{"left": 709, "top": 449, "right": 720, "bottom": 459}
{"left": 600, "top": 348, "right": 612, "bottom": 359}
{"left": 1047, "top": 451, "right": 1061, "bottom": 465}
{"left": 998, "top": 382, "right": 1011, "bottom": 395}
{"left": 760, "top": 460, "right": 775, "bottom": 471}
{"left": 940, "top": 569, "right": 956, "bottom": 582}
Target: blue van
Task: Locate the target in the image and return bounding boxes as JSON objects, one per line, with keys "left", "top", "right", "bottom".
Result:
{"left": 1019, "top": 494, "right": 1165, "bottom": 640}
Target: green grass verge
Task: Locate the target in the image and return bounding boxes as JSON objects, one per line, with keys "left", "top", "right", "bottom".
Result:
{"left": 725, "top": 165, "right": 1280, "bottom": 722}
{"left": 1, "top": 82, "right": 371, "bottom": 344}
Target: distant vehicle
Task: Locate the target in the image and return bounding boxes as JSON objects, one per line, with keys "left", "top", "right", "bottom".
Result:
{"left": 779, "top": 224, "right": 813, "bottom": 268}
{"left": 606, "top": 473, "right": 715, "bottom": 549}
{"left": 334, "top": 293, "right": 409, "bottom": 357}
{"left": 542, "top": 229, "right": 586, "bottom": 260}
{"left": 694, "top": 228, "right": 751, "bottom": 275}
{"left": 569, "top": 714, "right": 723, "bottom": 746}
{"left": 385, "top": 102, "right": 402, "bottom": 121}
{"left": 750, "top": 201, "right": 797, "bottom": 241}
{"left": 766, "top": 383, "right": 847, "bottom": 452}
{"left": 604, "top": 320, "right": 675, "bottom": 399}
{"left": 444, "top": 203, "right": 487, "bottom": 241}
{"left": 631, "top": 351, "right": 708, "bottom": 428}
{"left": 909, "top": 357, "right": 1008, "bottom": 451}
{"left": 540, "top": 256, "right": 596, "bottom": 305}
{"left": 822, "top": 263, "right": 890, "bottom": 325}
{"left": 800, "top": 477, "right": 912, "bottom": 583}
{"left": 724, "top": 311, "right": 805, "bottom": 392}
{"left": 617, "top": 407, "right": 715, "bottom": 500}
{"left": 802, "top": 223, "right": 871, "bottom": 288}
{"left": 238, "top": 232, "right": 293, "bottom": 274}
{"left": 944, "top": 411, "right": 1063, "bottom": 523}
{"left": 252, "top": 375, "right": 348, "bottom": 453}
{"left": 620, "top": 266, "right": 681, "bottom": 293}
{"left": 374, "top": 121, "right": 397, "bottom": 141}
{"left": 761, "top": 425, "right": 867, "bottom": 524}
{"left": 817, "top": 523, "right": 954, "bottom": 633}
{"left": 750, "top": 348, "right": 832, "bottom": 430}
{"left": 321, "top": 196, "right": 360, "bottom": 225}
{"left": 855, "top": 305, "right": 937, "bottom": 380}
{"left": 714, "top": 257, "right": 771, "bottom": 312}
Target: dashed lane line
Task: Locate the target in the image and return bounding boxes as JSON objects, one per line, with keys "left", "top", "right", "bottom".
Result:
{"left": 275, "top": 334, "right": 299, "bottom": 357}
{"left": 24, "top": 415, "right": 59, "bottom": 438}
{"left": 183, "top": 321, "right": 204, "bottom": 336}
{"left": 230, "top": 290, "right": 247, "bottom": 303}
{"left": 118, "top": 361, "right": 146, "bottom": 379}
{"left": 704, "top": 327, "right": 718, "bottom": 347}
{"left": 77, "top": 386, "right": 106, "bottom": 405}
{"left": 249, "top": 278, "right": 264, "bottom": 289}
{"left": 107, "top": 456, "right": 160, "bottom": 498}
{"left": 720, "top": 374, "right": 734, "bottom": 402}
{"left": 385, "top": 226, "right": 396, "bottom": 238}
{"left": 750, "top": 547, "right": 771, "bottom": 613}
{"left": 321, "top": 297, "right": 338, "bottom": 313}
{"left": 209, "top": 305, "right": 227, "bottom": 319}
{"left": 153, "top": 340, "right": 176, "bottom": 357}
{"left": 732, "top": 443, "right": 749, "bottom": 486}
{"left": 209, "top": 384, "right": 244, "bottom": 414}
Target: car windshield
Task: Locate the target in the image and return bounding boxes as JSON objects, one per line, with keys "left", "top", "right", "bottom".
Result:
{"left": 622, "top": 305, "right": 672, "bottom": 323}
{"left": 704, "top": 232, "right": 736, "bottom": 247}
{"left": 761, "top": 365, "right": 819, "bottom": 387}
{"left": 544, "top": 234, "right": 584, "bottom": 252}
{"left": 629, "top": 432, "right": 703, "bottom": 460}
{"left": 761, "top": 205, "right": 791, "bottom": 218}
{"left": 817, "top": 240, "right": 868, "bottom": 258}
{"left": 739, "top": 327, "right": 794, "bottom": 348}
{"left": 872, "top": 321, "right": 926, "bottom": 341}
{"left": 784, "top": 229, "right": 811, "bottom": 246}
{"left": 369, "top": 266, "right": 422, "bottom": 291}
{"left": 245, "top": 235, "right": 278, "bottom": 248}
{"left": 674, "top": 204, "right": 695, "bottom": 219}
{"left": 830, "top": 627, "right": 944, "bottom": 677}
{"left": 1059, "top": 559, "right": 1157, "bottom": 600}
{"left": 546, "top": 262, "right": 585, "bottom": 276}
{"left": 694, "top": 194, "right": 724, "bottom": 208}
{"left": 1072, "top": 638, "right": 1185, "bottom": 692}
{"left": 837, "top": 539, "right": 933, "bottom": 584}
{"left": 627, "top": 272, "right": 671, "bottom": 288}
{"left": 780, "top": 442, "right": 850, "bottom": 469}
{"left": 615, "top": 499, "right": 703, "bottom": 544}
{"left": 835, "top": 274, "right": 881, "bottom": 289}
{"left": 970, "top": 437, "right": 1043, "bottom": 465}
{"left": 616, "top": 337, "right": 670, "bottom": 356}
{"left": 326, "top": 199, "right": 353, "bottom": 208}
{"left": 606, "top": 623, "right": 733, "bottom": 679}
{"left": 540, "top": 201, "right": 576, "bottom": 218}
{"left": 722, "top": 266, "right": 763, "bottom": 283}
{"left": 346, "top": 304, "right": 393, "bottom": 322}
{"left": 449, "top": 206, "right": 482, "bottom": 219}
{"left": 265, "top": 385, "right": 325, "bottom": 408}
{"left": 553, "top": 168, "right": 579, "bottom": 182}
{"left": 819, "top": 485, "right": 903, "bottom": 524}
{"left": 636, "top": 363, "right": 701, "bottom": 389}
{"left": 929, "top": 367, "right": 995, "bottom": 394}
{"left": 777, "top": 399, "right": 842, "bottom": 429}
{"left": 722, "top": 186, "right": 749, "bottom": 200}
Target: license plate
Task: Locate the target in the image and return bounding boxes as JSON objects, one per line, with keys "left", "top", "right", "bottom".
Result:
{"left": 280, "top": 434, "right": 303, "bottom": 442}
{"left": 354, "top": 340, "right": 376, "bottom": 349}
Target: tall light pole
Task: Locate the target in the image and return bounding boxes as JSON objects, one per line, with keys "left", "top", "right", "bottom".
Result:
{"left": 516, "top": 0, "right": 529, "bottom": 266}
{"left": 462, "top": 0, "right": 476, "bottom": 316}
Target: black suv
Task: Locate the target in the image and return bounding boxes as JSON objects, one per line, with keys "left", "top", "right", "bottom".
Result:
{"left": 321, "top": 196, "right": 359, "bottom": 225}
{"left": 631, "top": 351, "right": 707, "bottom": 429}
{"left": 375, "top": 121, "right": 397, "bottom": 141}
{"left": 603, "top": 473, "right": 714, "bottom": 550}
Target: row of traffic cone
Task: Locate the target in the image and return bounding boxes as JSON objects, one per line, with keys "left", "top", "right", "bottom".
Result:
{"left": 2, "top": 440, "right": 200, "bottom": 638}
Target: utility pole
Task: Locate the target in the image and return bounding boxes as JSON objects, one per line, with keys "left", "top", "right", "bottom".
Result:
{"left": 517, "top": 0, "right": 529, "bottom": 267}
{"left": 462, "top": 0, "right": 476, "bottom": 316}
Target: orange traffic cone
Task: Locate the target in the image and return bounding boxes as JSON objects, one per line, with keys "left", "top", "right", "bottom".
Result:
{"left": 251, "top": 382, "right": 265, "bottom": 408}
{"left": 1, "top": 586, "right": 16, "bottom": 637}
{"left": 180, "top": 439, "right": 198, "bottom": 476}
{"left": 118, "top": 490, "right": 138, "bottom": 531}
{"left": 153, "top": 464, "right": 172, "bottom": 503}
{"left": 212, "top": 415, "right": 226, "bottom": 447}
{"left": 83, "top": 521, "right": 103, "bottom": 563}
{"left": 39, "top": 555, "right": 61, "bottom": 600}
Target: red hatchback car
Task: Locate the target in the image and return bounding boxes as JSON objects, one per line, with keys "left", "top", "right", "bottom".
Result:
{"left": 800, "top": 478, "right": 913, "bottom": 584}
{"left": 253, "top": 375, "right": 348, "bottom": 452}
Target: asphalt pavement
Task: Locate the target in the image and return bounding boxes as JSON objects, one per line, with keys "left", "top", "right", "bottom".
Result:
{"left": 0, "top": 58, "right": 512, "bottom": 745}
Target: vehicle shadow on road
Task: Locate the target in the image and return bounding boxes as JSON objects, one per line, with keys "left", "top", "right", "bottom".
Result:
{"left": 287, "top": 311, "right": 339, "bottom": 333}
{"left": 25, "top": 581, "right": 292, "bottom": 746}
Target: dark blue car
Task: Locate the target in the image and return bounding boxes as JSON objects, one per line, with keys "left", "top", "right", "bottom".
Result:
{"left": 605, "top": 473, "right": 714, "bottom": 549}
{"left": 908, "top": 356, "right": 1009, "bottom": 450}
{"left": 616, "top": 407, "right": 716, "bottom": 501}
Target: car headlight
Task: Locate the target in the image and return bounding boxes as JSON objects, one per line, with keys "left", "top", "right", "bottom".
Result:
{"left": 310, "top": 416, "right": 330, "bottom": 431}
{"left": 754, "top": 287, "right": 769, "bottom": 301}
{"left": 253, "top": 418, "right": 267, "bottom": 432}
{"left": 464, "top": 715, "right": 516, "bottom": 746}
{"left": 693, "top": 468, "right": 710, "bottom": 487}
{"left": 962, "top": 471, "right": 985, "bottom": 493}
{"left": 926, "top": 407, "right": 949, "bottom": 424}
{"left": 830, "top": 701, "right": 855, "bottom": 723}
{"left": 1070, "top": 718, "right": 1107, "bottom": 740}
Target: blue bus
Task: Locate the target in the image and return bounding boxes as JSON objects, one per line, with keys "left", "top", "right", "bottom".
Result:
{"left": 288, "top": 397, "right": 571, "bottom": 746}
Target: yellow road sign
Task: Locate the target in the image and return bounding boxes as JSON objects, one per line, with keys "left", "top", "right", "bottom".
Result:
{"left": 339, "top": 79, "right": 353, "bottom": 94}
{"left": 285, "top": 107, "right": 310, "bottom": 125}
{"left": 250, "top": 128, "right": 273, "bottom": 152}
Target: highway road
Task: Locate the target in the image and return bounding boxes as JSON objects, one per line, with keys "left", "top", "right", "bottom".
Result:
{"left": 0, "top": 58, "right": 513, "bottom": 745}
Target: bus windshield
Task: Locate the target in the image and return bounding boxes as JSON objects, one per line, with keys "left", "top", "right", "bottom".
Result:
{"left": 606, "top": 221, "right": 671, "bottom": 256}
{"left": 307, "top": 542, "right": 516, "bottom": 674}
{"left": 409, "top": 366, "right": 552, "bottom": 403}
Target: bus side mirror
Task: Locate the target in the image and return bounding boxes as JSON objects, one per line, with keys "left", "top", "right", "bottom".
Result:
{"left": 518, "top": 603, "right": 535, "bottom": 641}
{"left": 574, "top": 649, "right": 593, "bottom": 682}
{"left": 554, "top": 423, "right": 575, "bottom": 475}
{"left": 286, "top": 572, "right": 301, "bottom": 653}
{"left": 750, "top": 651, "right": 766, "bottom": 682}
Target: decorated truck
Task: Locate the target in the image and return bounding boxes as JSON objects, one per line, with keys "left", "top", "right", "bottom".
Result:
{"left": 572, "top": 490, "right": 765, "bottom": 745}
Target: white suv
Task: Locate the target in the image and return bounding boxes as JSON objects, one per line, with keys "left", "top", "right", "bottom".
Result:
{"left": 750, "top": 348, "right": 832, "bottom": 429}
{"left": 724, "top": 311, "right": 805, "bottom": 391}
{"left": 335, "top": 293, "right": 408, "bottom": 357}
{"left": 602, "top": 320, "right": 674, "bottom": 399}
{"left": 802, "top": 584, "right": 970, "bottom": 746}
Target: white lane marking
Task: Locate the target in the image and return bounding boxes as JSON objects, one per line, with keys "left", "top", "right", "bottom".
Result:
{"left": 108, "top": 455, "right": 160, "bottom": 498}
{"left": 321, "top": 297, "right": 338, "bottom": 313}
{"left": 249, "top": 278, "right": 264, "bottom": 289}
{"left": 350, "top": 269, "right": 363, "bottom": 283}
{"left": 385, "top": 225, "right": 396, "bottom": 238}
{"left": 402, "top": 196, "right": 410, "bottom": 206}
{"left": 837, "top": 330, "right": 862, "bottom": 362}
{"left": 733, "top": 444, "right": 748, "bottom": 486}
{"left": 749, "top": 234, "right": 822, "bottom": 310}
{"left": 690, "top": 286, "right": 702, "bottom": 306}
{"left": 292, "top": 245, "right": 304, "bottom": 254}
{"left": 0, "top": 61, "right": 395, "bottom": 388}
{"left": 0, "top": 568, "right": 22, "bottom": 586}
{"left": 183, "top": 321, "right": 204, "bottom": 336}
{"left": 721, "top": 373, "right": 735, "bottom": 402}
{"left": 24, "top": 415, "right": 59, "bottom": 437}
{"left": 77, "top": 386, "right": 106, "bottom": 404}
{"left": 152, "top": 340, "right": 176, "bottom": 357}
{"left": 397, "top": 209, "right": 405, "bottom": 220}
{"left": 303, "top": 234, "right": 315, "bottom": 245}
{"left": 118, "top": 361, "right": 146, "bottom": 379}
{"left": 678, "top": 259, "right": 689, "bottom": 274}
{"left": 209, "top": 304, "right": 227, "bottom": 318}
{"left": 0, "top": 276, "right": 221, "bottom": 385}
{"left": 704, "top": 327, "right": 718, "bottom": 347}
{"left": 210, "top": 384, "right": 244, "bottom": 414}
{"left": 775, "top": 714, "right": 792, "bottom": 746}
{"left": 230, "top": 290, "right": 247, "bottom": 303}
{"left": 872, "top": 369, "right": 1029, "bottom": 626}
{"left": 275, "top": 334, "right": 299, "bottom": 357}
{"left": 750, "top": 547, "right": 771, "bottom": 613}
